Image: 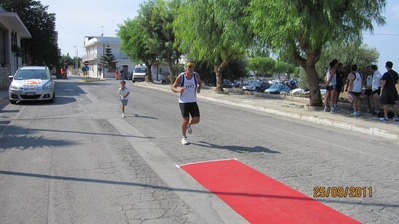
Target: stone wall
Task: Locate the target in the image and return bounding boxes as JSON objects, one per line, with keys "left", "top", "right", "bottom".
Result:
{"left": 0, "top": 66, "right": 11, "bottom": 89}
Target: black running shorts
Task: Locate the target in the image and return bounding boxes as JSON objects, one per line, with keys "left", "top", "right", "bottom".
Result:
{"left": 179, "top": 102, "right": 200, "bottom": 118}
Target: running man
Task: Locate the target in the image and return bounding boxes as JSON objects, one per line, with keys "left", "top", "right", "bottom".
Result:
{"left": 171, "top": 61, "right": 202, "bottom": 145}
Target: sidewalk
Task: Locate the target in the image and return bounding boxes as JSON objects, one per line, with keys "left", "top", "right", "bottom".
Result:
{"left": 134, "top": 81, "right": 399, "bottom": 140}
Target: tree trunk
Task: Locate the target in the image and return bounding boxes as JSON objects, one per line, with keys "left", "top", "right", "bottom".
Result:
{"left": 166, "top": 59, "right": 176, "bottom": 83}
{"left": 213, "top": 56, "right": 230, "bottom": 92}
{"left": 303, "top": 65, "right": 323, "bottom": 106}
{"left": 294, "top": 47, "right": 323, "bottom": 106}
{"left": 144, "top": 62, "right": 153, "bottom": 82}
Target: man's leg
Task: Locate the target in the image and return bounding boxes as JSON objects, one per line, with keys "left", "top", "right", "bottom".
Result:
{"left": 372, "top": 93, "right": 380, "bottom": 112}
{"left": 393, "top": 104, "right": 398, "bottom": 118}
{"left": 182, "top": 117, "right": 189, "bottom": 136}
{"left": 324, "top": 90, "right": 330, "bottom": 111}
{"left": 330, "top": 90, "right": 336, "bottom": 108}
{"left": 189, "top": 117, "right": 200, "bottom": 125}
{"left": 366, "top": 95, "right": 372, "bottom": 111}
{"left": 335, "top": 86, "right": 341, "bottom": 106}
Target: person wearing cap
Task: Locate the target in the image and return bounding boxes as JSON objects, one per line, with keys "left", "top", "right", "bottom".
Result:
{"left": 379, "top": 61, "right": 399, "bottom": 121}
{"left": 171, "top": 61, "right": 202, "bottom": 145}
{"left": 118, "top": 80, "right": 130, "bottom": 118}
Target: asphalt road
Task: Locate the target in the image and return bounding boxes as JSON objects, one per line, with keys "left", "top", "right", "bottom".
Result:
{"left": 0, "top": 78, "right": 398, "bottom": 223}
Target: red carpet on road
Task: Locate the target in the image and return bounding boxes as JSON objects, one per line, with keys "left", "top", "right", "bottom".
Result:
{"left": 179, "top": 159, "right": 360, "bottom": 224}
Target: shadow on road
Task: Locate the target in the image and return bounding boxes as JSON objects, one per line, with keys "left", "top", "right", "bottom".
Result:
{"left": 191, "top": 141, "right": 280, "bottom": 154}
{"left": 0, "top": 169, "right": 396, "bottom": 208}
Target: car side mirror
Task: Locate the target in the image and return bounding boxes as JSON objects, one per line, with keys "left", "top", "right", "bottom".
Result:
{"left": 52, "top": 75, "right": 57, "bottom": 80}
{"left": 8, "top": 75, "right": 13, "bottom": 80}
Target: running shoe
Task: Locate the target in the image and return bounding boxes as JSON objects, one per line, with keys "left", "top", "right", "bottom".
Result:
{"left": 181, "top": 137, "right": 189, "bottom": 145}
{"left": 187, "top": 125, "right": 192, "bottom": 134}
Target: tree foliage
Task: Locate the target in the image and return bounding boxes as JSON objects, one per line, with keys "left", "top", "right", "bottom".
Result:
{"left": 249, "top": 0, "right": 386, "bottom": 106}
{"left": 248, "top": 57, "right": 275, "bottom": 76}
{"left": 1, "top": 0, "right": 59, "bottom": 66}
{"left": 145, "top": 0, "right": 182, "bottom": 80}
{"left": 99, "top": 45, "right": 117, "bottom": 71}
{"left": 174, "top": 0, "right": 253, "bottom": 91}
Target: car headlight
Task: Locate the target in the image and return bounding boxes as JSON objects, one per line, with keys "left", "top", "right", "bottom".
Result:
{"left": 43, "top": 82, "right": 53, "bottom": 89}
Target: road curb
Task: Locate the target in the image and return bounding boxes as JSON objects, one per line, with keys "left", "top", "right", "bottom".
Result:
{"left": 135, "top": 82, "right": 399, "bottom": 140}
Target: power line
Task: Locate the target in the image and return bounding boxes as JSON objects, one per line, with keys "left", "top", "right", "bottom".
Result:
{"left": 363, "top": 33, "right": 399, "bottom": 36}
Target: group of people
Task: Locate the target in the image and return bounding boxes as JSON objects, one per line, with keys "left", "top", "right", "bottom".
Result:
{"left": 324, "top": 59, "right": 399, "bottom": 121}
{"left": 118, "top": 61, "right": 202, "bottom": 145}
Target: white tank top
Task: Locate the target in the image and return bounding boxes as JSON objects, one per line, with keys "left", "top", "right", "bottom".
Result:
{"left": 326, "top": 67, "right": 336, "bottom": 86}
{"left": 366, "top": 75, "right": 372, "bottom": 87}
{"left": 179, "top": 73, "right": 197, "bottom": 103}
{"left": 352, "top": 72, "right": 362, "bottom": 93}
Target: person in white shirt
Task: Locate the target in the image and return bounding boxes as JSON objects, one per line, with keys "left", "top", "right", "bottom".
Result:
{"left": 347, "top": 65, "right": 363, "bottom": 116}
{"left": 118, "top": 80, "right": 130, "bottom": 118}
{"left": 364, "top": 66, "right": 373, "bottom": 113}
{"left": 368, "top": 65, "right": 383, "bottom": 114}
{"left": 171, "top": 61, "right": 202, "bottom": 145}
{"left": 324, "top": 60, "right": 338, "bottom": 112}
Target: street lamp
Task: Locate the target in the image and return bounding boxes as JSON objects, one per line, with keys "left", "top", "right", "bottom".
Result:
{"left": 74, "top": 46, "right": 77, "bottom": 75}
{"left": 112, "top": 20, "right": 115, "bottom": 37}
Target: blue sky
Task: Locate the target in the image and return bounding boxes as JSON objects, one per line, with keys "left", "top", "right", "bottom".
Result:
{"left": 40, "top": 0, "right": 399, "bottom": 72}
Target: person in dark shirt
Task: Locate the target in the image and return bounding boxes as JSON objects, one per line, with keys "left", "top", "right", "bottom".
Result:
{"left": 334, "top": 63, "right": 345, "bottom": 109}
{"left": 379, "top": 61, "right": 399, "bottom": 121}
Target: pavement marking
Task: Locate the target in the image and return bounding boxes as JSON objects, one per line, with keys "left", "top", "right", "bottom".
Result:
{"left": 107, "top": 118, "right": 248, "bottom": 224}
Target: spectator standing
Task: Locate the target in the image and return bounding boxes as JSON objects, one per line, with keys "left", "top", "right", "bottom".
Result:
{"left": 369, "top": 65, "right": 383, "bottom": 114}
{"left": 334, "top": 63, "right": 345, "bottom": 109}
{"left": 364, "top": 66, "right": 373, "bottom": 113}
{"left": 347, "top": 65, "right": 363, "bottom": 116}
{"left": 379, "top": 61, "right": 399, "bottom": 121}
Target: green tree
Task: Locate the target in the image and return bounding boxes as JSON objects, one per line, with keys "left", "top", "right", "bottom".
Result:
{"left": 118, "top": 0, "right": 160, "bottom": 82}
{"left": 249, "top": 0, "right": 386, "bottom": 106}
{"left": 119, "top": 18, "right": 156, "bottom": 81}
{"left": 1, "top": 0, "right": 58, "bottom": 66}
{"left": 248, "top": 57, "right": 275, "bottom": 76}
{"left": 274, "top": 61, "right": 295, "bottom": 79}
{"left": 145, "top": 0, "right": 182, "bottom": 81}
{"left": 174, "top": 0, "right": 253, "bottom": 92}
{"left": 99, "top": 45, "right": 117, "bottom": 72}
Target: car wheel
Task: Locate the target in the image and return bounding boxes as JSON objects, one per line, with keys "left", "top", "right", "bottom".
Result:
{"left": 293, "top": 92, "right": 301, "bottom": 97}
{"left": 10, "top": 99, "right": 17, "bottom": 104}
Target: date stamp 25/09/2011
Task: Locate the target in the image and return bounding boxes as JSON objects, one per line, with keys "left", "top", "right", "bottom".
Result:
{"left": 313, "top": 186, "right": 373, "bottom": 198}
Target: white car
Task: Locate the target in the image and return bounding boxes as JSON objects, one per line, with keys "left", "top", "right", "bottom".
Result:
{"left": 291, "top": 87, "right": 326, "bottom": 97}
{"left": 9, "top": 66, "right": 55, "bottom": 104}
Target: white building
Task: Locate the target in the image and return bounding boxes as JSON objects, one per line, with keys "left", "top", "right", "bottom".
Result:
{"left": 82, "top": 36, "right": 135, "bottom": 78}
{"left": 0, "top": 6, "right": 31, "bottom": 88}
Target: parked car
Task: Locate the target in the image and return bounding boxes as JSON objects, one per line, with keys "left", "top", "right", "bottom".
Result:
{"left": 291, "top": 87, "right": 326, "bottom": 97}
{"left": 264, "top": 82, "right": 290, "bottom": 94}
{"left": 241, "top": 80, "right": 257, "bottom": 91}
{"left": 8, "top": 66, "right": 55, "bottom": 104}
{"left": 231, "top": 80, "right": 241, "bottom": 88}
{"left": 252, "top": 81, "right": 271, "bottom": 92}
{"left": 222, "top": 79, "right": 232, "bottom": 88}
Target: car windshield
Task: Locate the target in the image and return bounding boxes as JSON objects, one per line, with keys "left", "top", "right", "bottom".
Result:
{"left": 134, "top": 67, "right": 146, "bottom": 73}
{"left": 14, "top": 69, "right": 49, "bottom": 80}
{"left": 269, "top": 83, "right": 284, "bottom": 88}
